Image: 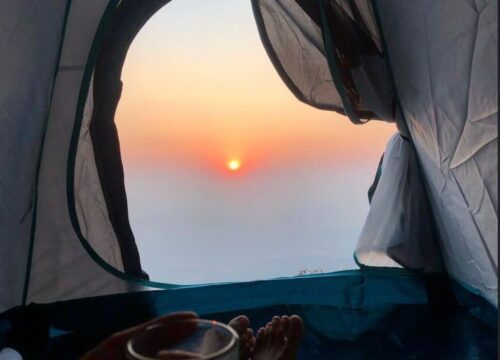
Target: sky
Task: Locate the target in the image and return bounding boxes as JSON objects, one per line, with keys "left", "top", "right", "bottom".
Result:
{"left": 116, "top": 0, "right": 395, "bottom": 284}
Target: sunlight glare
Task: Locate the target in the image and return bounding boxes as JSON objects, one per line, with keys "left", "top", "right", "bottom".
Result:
{"left": 227, "top": 159, "right": 241, "bottom": 171}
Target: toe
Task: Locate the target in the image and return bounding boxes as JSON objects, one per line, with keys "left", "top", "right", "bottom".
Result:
{"left": 245, "top": 329, "right": 254, "bottom": 342}
{"left": 244, "top": 341, "right": 253, "bottom": 352}
{"left": 271, "top": 316, "right": 280, "bottom": 328}
{"left": 288, "top": 315, "right": 304, "bottom": 340}
{"left": 228, "top": 315, "right": 250, "bottom": 335}
{"left": 241, "top": 332, "right": 249, "bottom": 342}
{"left": 256, "top": 327, "right": 266, "bottom": 345}
{"left": 281, "top": 316, "right": 290, "bottom": 331}
{"left": 277, "top": 316, "right": 303, "bottom": 360}
{"left": 257, "top": 327, "right": 265, "bottom": 337}
{"left": 269, "top": 316, "right": 281, "bottom": 343}
{"left": 274, "top": 317, "right": 287, "bottom": 346}
{"left": 254, "top": 327, "right": 267, "bottom": 354}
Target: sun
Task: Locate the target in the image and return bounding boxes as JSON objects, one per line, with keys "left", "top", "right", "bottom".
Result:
{"left": 227, "top": 159, "right": 241, "bottom": 171}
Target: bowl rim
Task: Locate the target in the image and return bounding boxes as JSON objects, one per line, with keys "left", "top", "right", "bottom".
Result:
{"left": 126, "top": 318, "right": 239, "bottom": 360}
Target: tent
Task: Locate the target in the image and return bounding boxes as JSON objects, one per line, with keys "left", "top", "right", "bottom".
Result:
{"left": 0, "top": 0, "right": 497, "bottom": 358}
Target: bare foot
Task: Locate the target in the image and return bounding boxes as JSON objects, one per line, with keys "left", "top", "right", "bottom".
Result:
{"left": 252, "top": 315, "right": 303, "bottom": 360}
{"left": 279, "top": 315, "right": 303, "bottom": 360}
{"left": 228, "top": 315, "right": 255, "bottom": 360}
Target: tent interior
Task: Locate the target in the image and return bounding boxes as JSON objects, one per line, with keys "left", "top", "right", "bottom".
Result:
{"left": 0, "top": 0, "right": 497, "bottom": 359}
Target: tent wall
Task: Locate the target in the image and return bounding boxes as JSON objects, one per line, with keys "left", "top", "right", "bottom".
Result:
{"left": 254, "top": 0, "right": 498, "bottom": 305}
{"left": 375, "top": 0, "right": 498, "bottom": 305}
{"left": 1, "top": 0, "right": 497, "bottom": 313}
{"left": 252, "top": 0, "right": 397, "bottom": 123}
{"left": 0, "top": 0, "right": 69, "bottom": 313}
{"left": 251, "top": 0, "right": 346, "bottom": 114}
{"left": 25, "top": 0, "right": 147, "bottom": 306}
{"left": 356, "top": 133, "right": 443, "bottom": 271}
{"left": 89, "top": 0, "right": 170, "bottom": 279}
{"left": 252, "top": 0, "right": 447, "bottom": 274}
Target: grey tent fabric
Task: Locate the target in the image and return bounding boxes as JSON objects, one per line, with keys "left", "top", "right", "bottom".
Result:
{"left": 75, "top": 76, "right": 124, "bottom": 273}
{"left": 313, "top": 0, "right": 396, "bottom": 121}
{"left": 89, "top": 0, "right": 169, "bottom": 279}
{"left": 356, "top": 133, "right": 443, "bottom": 272}
{"left": 252, "top": 0, "right": 346, "bottom": 113}
{"left": 0, "top": 0, "right": 160, "bottom": 314}
{"left": 375, "top": 0, "right": 498, "bottom": 305}
{"left": 0, "top": 0, "right": 69, "bottom": 313}
{"left": 253, "top": 0, "right": 446, "bottom": 273}
{"left": 356, "top": 133, "right": 407, "bottom": 268}
{"left": 26, "top": 0, "right": 145, "bottom": 305}
{"left": 254, "top": 0, "right": 497, "bottom": 305}
{"left": 0, "top": 0, "right": 147, "bottom": 311}
{"left": 0, "top": 0, "right": 497, "bottom": 314}
{"left": 252, "top": 0, "right": 397, "bottom": 123}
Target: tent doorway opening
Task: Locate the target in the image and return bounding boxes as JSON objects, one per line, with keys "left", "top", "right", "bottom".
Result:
{"left": 105, "top": 0, "right": 395, "bottom": 284}
{"left": 1, "top": 1, "right": 497, "bottom": 357}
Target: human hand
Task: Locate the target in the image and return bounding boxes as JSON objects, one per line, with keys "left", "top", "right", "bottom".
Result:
{"left": 80, "top": 311, "right": 198, "bottom": 360}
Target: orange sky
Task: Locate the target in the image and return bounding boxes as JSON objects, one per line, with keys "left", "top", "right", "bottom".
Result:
{"left": 115, "top": 0, "right": 395, "bottom": 176}
{"left": 113, "top": 0, "right": 398, "bottom": 282}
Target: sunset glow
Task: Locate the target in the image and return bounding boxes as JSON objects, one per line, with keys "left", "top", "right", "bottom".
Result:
{"left": 227, "top": 159, "right": 241, "bottom": 171}
{"left": 116, "top": 0, "right": 396, "bottom": 284}
{"left": 115, "top": 2, "right": 395, "bottom": 176}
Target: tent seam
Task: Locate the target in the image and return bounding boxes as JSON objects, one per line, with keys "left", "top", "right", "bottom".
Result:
{"left": 450, "top": 9, "right": 481, "bottom": 168}
{"left": 22, "top": 0, "right": 73, "bottom": 306}
{"left": 251, "top": 0, "right": 354, "bottom": 115}
{"left": 421, "top": 8, "right": 443, "bottom": 170}
{"left": 450, "top": 165, "right": 498, "bottom": 276}
{"left": 316, "top": 0, "right": 363, "bottom": 124}
{"left": 66, "top": 0, "right": 188, "bottom": 291}
{"left": 369, "top": 0, "right": 450, "bottom": 279}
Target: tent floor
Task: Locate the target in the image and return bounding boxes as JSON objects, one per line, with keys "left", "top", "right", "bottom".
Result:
{"left": 212, "top": 303, "right": 497, "bottom": 360}
{"left": 1, "top": 272, "right": 496, "bottom": 359}
{"left": 1, "top": 303, "right": 495, "bottom": 359}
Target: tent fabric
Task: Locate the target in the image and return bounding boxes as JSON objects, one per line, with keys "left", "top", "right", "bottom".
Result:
{"left": 74, "top": 76, "right": 124, "bottom": 274}
{"left": 0, "top": 0, "right": 497, "bottom": 321}
{"left": 356, "top": 133, "right": 443, "bottom": 271}
{"left": 0, "top": 272, "right": 497, "bottom": 359}
{"left": 23, "top": 0, "right": 146, "bottom": 309}
{"left": 313, "top": 0, "right": 396, "bottom": 122}
{"left": 252, "top": 0, "right": 397, "bottom": 123}
{"left": 0, "top": 0, "right": 69, "bottom": 313}
{"left": 89, "top": 0, "right": 171, "bottom": 279}
{"left": 375, "top": 0, "right": 498, "bottom": 305}
{"left": 252, "top": 0, "right": 497, "bottom": 306}
{"left": 251, "top": 0, "right": 346, "bottom": 113}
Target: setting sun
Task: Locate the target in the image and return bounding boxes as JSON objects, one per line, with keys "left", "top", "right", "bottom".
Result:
{"left": 227, "top": 159, "right": 241, "bottom": 171}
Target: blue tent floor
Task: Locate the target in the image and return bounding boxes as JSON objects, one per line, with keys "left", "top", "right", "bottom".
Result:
{"left": 13, "top": 303, "right": 495, "bottom": 359}
{"left": 1, "top": 271, "right": 496, "bottom": 359}
{"left": 213, "top": 304, "right": 497, "bottom": 360}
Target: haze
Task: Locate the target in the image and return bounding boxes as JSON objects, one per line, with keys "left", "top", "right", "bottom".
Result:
{"left": 116, "top": 0, "right": 395, "bottom": 284}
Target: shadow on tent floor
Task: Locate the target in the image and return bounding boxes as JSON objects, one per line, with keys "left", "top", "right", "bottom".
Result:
{"left": 1, "top": 272, "right": 496, "bottom": 359}
{"left": 4, "top": 303, "right": 495, "bottom": 360}
{"left": 212, "top": 304, "right": 497, "bottom": 360}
